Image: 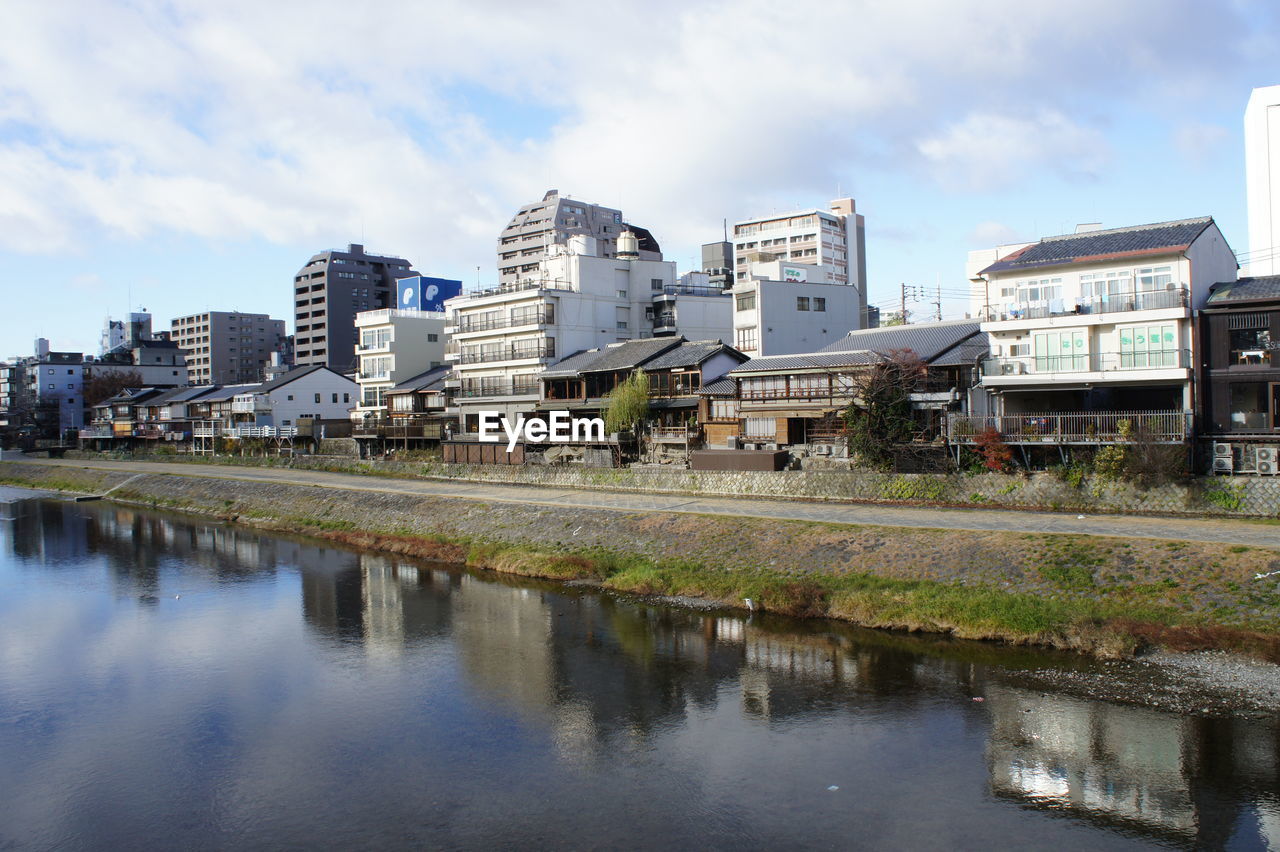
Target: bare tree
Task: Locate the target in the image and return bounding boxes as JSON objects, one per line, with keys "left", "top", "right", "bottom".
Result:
{"left": 83, "top": 369, "right": 144, "bottom": 408}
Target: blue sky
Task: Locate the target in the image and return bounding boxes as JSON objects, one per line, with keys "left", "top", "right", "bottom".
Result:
{"left": 1, "top": 0, "right": 1277, "bottom": 356}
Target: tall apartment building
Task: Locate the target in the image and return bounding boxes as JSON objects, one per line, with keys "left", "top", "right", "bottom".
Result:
{"left": 446, "top": 230, "right": 733, "bottom": 429}
{"left": 497, "top": 189, "right": 660, "bottom": 286}
{"left": 292, "top": 243, "right": 418, "bottom": 370}
{"left": 170, "top": 311, "right": 287, "bottom": 385}
{"left": 1246, "top": 85, "right": 1280, "bottom": 276}
{"left": 731, "top": 198, "right": 868, "bottom": 328}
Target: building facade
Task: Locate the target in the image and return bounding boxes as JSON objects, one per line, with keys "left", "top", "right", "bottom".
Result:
{"left": 446, "top": 232, "right": 732, "bottom": 430}
{"left": 352, "top": 309, "right": 447, "bottom": 420}
{"left": 1245, "top": 85, "right": 1280, "bottom": 276}
{"left": 1196, "top": 275, "right": 1280, "bottom": 472}
{"left": 730, "top": 259, "right": 863, "bottom": 356}
{"left": 497, "top": 189, "right": 660, "bottom": 286}
{"left": 170, "top": 311, "right": 287, "bottom": 385}
{"left": 292, "top": 243, "right": 417, "bottom": 370}
{"left": 731, "top": 197, "right": 868, "bottom": 329}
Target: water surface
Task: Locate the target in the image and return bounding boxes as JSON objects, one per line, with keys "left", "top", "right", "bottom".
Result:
{"left": 1, "top": 494, "right": 1278, "bottom": 849}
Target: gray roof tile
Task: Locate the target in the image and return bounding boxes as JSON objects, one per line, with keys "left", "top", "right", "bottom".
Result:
{"left": 1206, "top": 275, "right": 1280, "bottom": 304}
{"left": 981, "top": 217, "right": 1213, "bottom": 275}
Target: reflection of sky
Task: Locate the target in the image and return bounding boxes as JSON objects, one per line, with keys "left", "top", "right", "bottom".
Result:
{"left": 1, "top": 498, "right": 1278, "bottom": 849}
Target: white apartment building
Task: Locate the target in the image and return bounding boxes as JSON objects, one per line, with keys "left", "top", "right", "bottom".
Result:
{"left": 730, "top": 259, "right": 863, "bottom": 356}
{"left": 352, "top": 309, "right": 447, "bottom": 420}
{"left": 972, "top": 217, "right": 1237, "bottom": 414}
{"left": 227, "top": 366, "right": 357, "bottom": 429}
{"left": 1246, "top": 85, "right": 1280, "bottom": 276}
{"left": 731, "top": 197, "right": 868, "bottom": 329}
{"left": 445, "top": 231, "right": 733, "bottom": 429}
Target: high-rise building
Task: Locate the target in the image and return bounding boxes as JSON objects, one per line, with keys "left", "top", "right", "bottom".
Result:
{"left": 1246, "top": 85, "right": 1280, "bottom": 276}
{"left": 497, "top": 190, "right": 661, "bottom": 286}
{"left": 292, "top": 244, "right": 418, "bottom": 370}
{"left": 170, "top": 311, "right": 287, "bottom": 385}
{"left": 701, "top": 241, "right": 734, "bottom": 291}
{"left": 731, "top": 198, "right": 868, "bottom": 328}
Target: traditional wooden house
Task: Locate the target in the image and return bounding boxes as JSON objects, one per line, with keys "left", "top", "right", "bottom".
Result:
{"left": 1196, "top": 275, "right": 1280, "bottom": 473}
{"left": 358, "top": 365, "right": 455, "bottom": 453}
{"left": 723, "top": 321, "right": 988, "bottom": 452}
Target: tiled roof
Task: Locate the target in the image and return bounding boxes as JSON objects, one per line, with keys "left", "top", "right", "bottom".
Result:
{"left": 818, "top": 320, "right": 981, "bottom": 361}
{"left": 928, "top": 333, "right": 991, "bottom": 367}
{"left": 140, "top": 387, "right": 191, "bottom": 406}
{"left": 980, "top": 217, "right": 1213, "bottom": 275}
{"left": 730, "top": 351, "right": 882, "bottom": 375}
{"left": 697, "top": 376, "right": 737, "bottom": 396}
{"left": 386, "top": 365, "right": 451, "bottom": 395}
{"left": 641, "top": 340, "right": 742, "bottom": 371}
{"left": 541, "top": 338, "right": 682, "bottom": 378}
{"left": 98, "top": 387, "right": 163, "bottom": 406}
{"left": 1206, "top": 275, "right": 1280, "bottom": 305}
{"left": 166, "top": 385, "right": 219, "bottom": 402}
{"left": 197, "top": 383, "right": 260, "bottom": 403}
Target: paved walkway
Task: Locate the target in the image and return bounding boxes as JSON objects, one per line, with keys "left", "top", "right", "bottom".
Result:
{"left": 15, "top": 458, "right": 1280, "bottom": 548}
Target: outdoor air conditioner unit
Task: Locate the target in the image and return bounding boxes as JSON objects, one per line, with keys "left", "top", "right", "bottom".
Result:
{"left": 1213, "top": 442, "right": 1234, "bottom": 458}
{"left": 1257, "top": 447, "right": 1278, "bottom": 475}
{"left": 1212, "top": 456, "right": 1234, "bottom": 474}
{"left": 726, "top": 435, "right": 739, "bottom": 450}
{"left": 1000, "top": 362, "right": 1025, "bottom": 375}
{"left": 814, "top": 444, "right": 832, "bottom": 456}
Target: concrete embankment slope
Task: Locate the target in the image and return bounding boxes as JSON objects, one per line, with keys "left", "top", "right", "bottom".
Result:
{"left": 3, "top": 459, "right": 1279, "bottom": 656}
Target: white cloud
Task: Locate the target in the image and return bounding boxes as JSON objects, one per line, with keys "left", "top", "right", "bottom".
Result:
{"left": 917, "top": 110, "right": 1110, "bottom": 193}
{"left": 0, "top": 0, "right": 1261, "bottom": 270}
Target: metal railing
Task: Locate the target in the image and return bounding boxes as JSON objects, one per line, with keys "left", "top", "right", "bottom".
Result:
{"left": 224, "top": 425, "right": 298, "bottom": 439}
{"left": 979, "top": 288, "right": 1189, "bottom": 322}
{"left": 947, "top": 410, "right": 1191, "bottom": 444}
{"left": 449, "top": 308, "right": 554, "bottom": 333}
{"left": 456, "top": 342, "right": 555, "bottom": 364}
{"left": 457, "top": 381, "right": 540, "bottom": 398}
{"left": 983, "top": 349, "right": 1190, "bottom": 377}
{"left": 462, "top": 278, "right": 575, "bottom": 299}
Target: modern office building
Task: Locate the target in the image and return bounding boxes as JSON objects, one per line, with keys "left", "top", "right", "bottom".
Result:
{"left": 446, "top": 230, "right": 733, "bottom": 429}
{"left": 1246, "top": 85, "right": 1280, "bottom": 276}
{"left": 292, "top": 244, "right": 418, "bottom": 370}
{"left": 170, "top": 311, "right": 287, "bottom": 385}
{"left": 731, "top": 197, "right": 868, "bottom": 328}
{"left": 497, "top": 189, "right": 661, "bottom": 286}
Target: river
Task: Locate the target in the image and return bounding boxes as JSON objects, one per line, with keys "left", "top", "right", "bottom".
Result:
{"left": 1, "top": 490, "right": 1278, "bottom": 849}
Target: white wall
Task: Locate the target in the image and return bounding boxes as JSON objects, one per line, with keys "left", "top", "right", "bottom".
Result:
{"left": 1246, "top": 85, "right": 1280, "bottom": 276}
{"left": 261, "top": 370, "right": 357, "bottom": 426}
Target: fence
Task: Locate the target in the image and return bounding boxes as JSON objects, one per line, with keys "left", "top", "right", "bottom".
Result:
{"left": 947, "top": 410, "right": 1191, "bottom": 445}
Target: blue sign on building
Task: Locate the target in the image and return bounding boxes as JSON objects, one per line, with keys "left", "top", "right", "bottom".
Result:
{"left": 396, "top": 276, "right": 463, "bottom": 312}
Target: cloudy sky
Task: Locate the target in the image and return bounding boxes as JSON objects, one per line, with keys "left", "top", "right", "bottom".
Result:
{"left": 1, "top": 0, "right": 1277, "bottom": 355}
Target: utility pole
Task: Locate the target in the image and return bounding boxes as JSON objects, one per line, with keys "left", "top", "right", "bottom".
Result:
{"left": 901, "top": 283, "right": 907, "bottom": 325}
{"left": 935, "top": 284, "right": 942, "bottom": 322}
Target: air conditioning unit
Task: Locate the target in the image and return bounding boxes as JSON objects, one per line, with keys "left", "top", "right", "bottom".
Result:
{"left": 1212, "top": 456, "right": 1234, "bottom": 473}
{"left": 1257, "top": 447, "right": 1278, "bottom": 475}
{"left": 1000, "top": 362, "right": 1025, "bottom": 375}
{"left": 725, "top": 435, "right": 739, "bottom": 450}
{"left": 1213, "top": 442, "right": 1233, "bottom": 458}
{"left": 814, "top": 444, "right": 832, "bottom": 456}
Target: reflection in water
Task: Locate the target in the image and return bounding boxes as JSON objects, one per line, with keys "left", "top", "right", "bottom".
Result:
{"left": 2, "top": 494, "right": 1279, "bottom": 849}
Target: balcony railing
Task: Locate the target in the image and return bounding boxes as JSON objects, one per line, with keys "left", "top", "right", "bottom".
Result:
{"left": 224, "top": 426, "right": 298, "bottom": 439}
{"left": 449, "top": 308, "right": 554, "bottom": 333}
{"left": 461, "top": 278, "right": 575, "bottom": 299}
{"left": 78, "top": 427, "right": 114, "bottom": 439}
{"left": 947, "top": 410, "right": 1191, "bottom": 445}
{"left": 984, "top": 349, "right": 1189, "bottom": 377}
{"left": 457, "top": 381, "right": 539, "bottom": 398}
{"left": 231, "top": 397, "right": 267, "bottom": 412}
{"left": 979, "top": 288, "right": 1189, "bottom": 322}
{"left": 456, "top": 342, "right": 555, "bottom": 365}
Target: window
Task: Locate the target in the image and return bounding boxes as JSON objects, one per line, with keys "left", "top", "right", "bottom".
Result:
{"left": 1230, "top": 325, "right": 1273, "bottom": 366}
{"left": 1229, "top": 383, "right": 1270, "bottom": 429}
{"left": 710, "top": 399, "right": 739, "bottom": 420}
{"left": 428, "top": 333, "right": 438, "bottom": 342}
{"left": 1033, "top": 330, "right": 1086, "bottom": 371}
{"left": 813, "top": 297, "right": 826, "bottom": 312}
{"left": 652, "top": 278, "right": 664, "bottom": 291}
{"left": 314, "top": 393, "right": 321, "bottom": 404}
{"left": 1119, "top": 324, "right": 1177, "bottom": 368}
{"left": 617, "top": 321, "right": 628, "bottom": 330}
{"left": 47, "top": 383, "right": 54, "bottom": 390}
{"left": 68, "top": 384, "right": 74, "bottom": 389}
{"left": 736, "top": 326, "right": 758, "bottom": 351}
{"left": 796, "top": 297, "right": 810, "bottom": 311}
{"left": 287, "top": 394, "right": 294, "bottom": 401}
{"left": 332, "top": 393, "right": 338, "bottom": 403}
{"left": 67, "top": 369, "right": 74, "bottom": 374}
{"left": 343, "top": 393, "right": 350, "bottom": 403}
{"left": 735, "top": 293, "right": 756, "bottom": 312}
{"left": 617, "top": 290, "right": 628, "bottom": 299}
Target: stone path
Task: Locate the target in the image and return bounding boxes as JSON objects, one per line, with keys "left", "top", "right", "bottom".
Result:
{"left": 19, "top": 457, "right": 1280, "bottom": 548}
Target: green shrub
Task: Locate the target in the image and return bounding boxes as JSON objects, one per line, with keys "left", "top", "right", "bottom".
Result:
{"left": 1094, "top": 445, "right": 1127, "bottom": 481}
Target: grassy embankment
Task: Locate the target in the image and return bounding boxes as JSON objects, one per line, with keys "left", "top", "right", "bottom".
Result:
{"left": 4, "top": 462, "right": 1280, "bottom": 661}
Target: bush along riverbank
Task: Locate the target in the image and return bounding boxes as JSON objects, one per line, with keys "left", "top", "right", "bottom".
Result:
{"left": 4, "top": 461, "right": 1280, "bottom": 660}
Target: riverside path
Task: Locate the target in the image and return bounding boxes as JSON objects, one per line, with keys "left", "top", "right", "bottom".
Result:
{"left": 12, "top": 457, "right": 1280, "bottom": 549}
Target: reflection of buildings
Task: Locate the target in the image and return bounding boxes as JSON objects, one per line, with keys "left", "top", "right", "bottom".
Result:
{"left": 984, "top": 683, "right": 1280, "bottom": 847}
